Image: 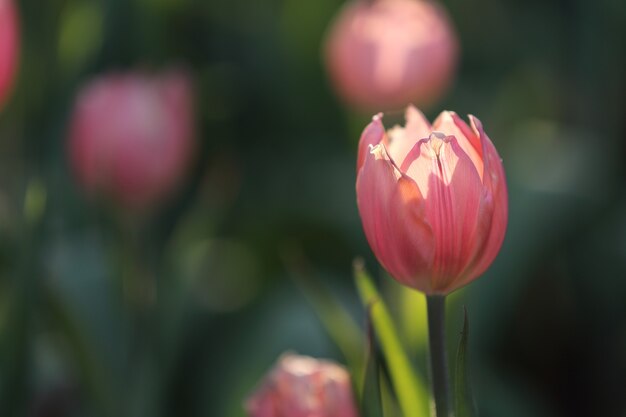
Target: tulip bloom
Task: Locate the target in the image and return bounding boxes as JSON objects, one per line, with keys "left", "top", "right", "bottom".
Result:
{"left": 68, "top": 70, "right": 195, "bottom": 210}
{"left": 0, "top": 0, "right": 19, "bottom": 110}
{"left": 324, "top": 0, "right": 458, "bottom": 111}
{"left": 246, "top": 353, "right": 359, "bottom": 417}
{"left": 356, "top": 105, "right": 508, "bottom": 294}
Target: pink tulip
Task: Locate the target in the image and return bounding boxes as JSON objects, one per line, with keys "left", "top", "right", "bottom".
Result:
{"left": 324, "top": 0, "right": 458, "bottom": 112}
{"left": 245, "top": 353, "right": 359, "bottom": 417}
{"left": 356, "top": 105, "right": 508, "bottom": 294}
{"left": 0, "top": 0, "right": 19, "bottom": 110}
{"left": 68, "top": 69, "right": 195, "bottom": 210}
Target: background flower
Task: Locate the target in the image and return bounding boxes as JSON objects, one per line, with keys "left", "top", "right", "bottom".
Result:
{"left": 68, "top": 69, "right": 195, "bottom": 210}
{"left": 246, "top": 354, "right": 359, "bottom": 417}
{"left": 324, "top": 0, "right": 458, "bottom": 111}
{"left": 0, "top": 0, "right": 19, "bottom": 110}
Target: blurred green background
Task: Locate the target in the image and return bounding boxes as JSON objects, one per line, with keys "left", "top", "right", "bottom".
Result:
{"left": 0, "top": 0, "right": 625, "bottom": 416}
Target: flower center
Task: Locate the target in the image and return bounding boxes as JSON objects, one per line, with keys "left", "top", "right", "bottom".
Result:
{"left": 427, "top": 131, "right": 448, "bottom": 159}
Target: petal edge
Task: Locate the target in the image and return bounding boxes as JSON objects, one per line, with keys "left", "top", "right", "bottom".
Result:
{"left": 356, "top": 144, "right": 435, "bottom": 292}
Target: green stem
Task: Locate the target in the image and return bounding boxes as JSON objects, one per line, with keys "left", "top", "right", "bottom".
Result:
{"left": 427, "top": 295, "right": 450, "bottom": 417}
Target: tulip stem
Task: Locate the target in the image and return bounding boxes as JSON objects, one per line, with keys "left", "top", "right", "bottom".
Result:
{"left": 427, "top": 295, "right": 451, "bottom": 417}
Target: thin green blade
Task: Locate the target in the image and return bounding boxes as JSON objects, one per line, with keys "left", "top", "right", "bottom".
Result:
{"left": 354, "top": 260, "right": 429, "bottom": 417}
{"left": 455, "top": 307, "right": 478, "bottom": 417}
{"left": 362, "top": 305, "right": 384, "bottom": 417}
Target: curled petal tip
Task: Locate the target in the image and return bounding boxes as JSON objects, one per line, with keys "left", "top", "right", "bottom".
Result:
{"left": 442, "top": 110, "right": 456, "bottom": 118}
{"left": 450, "top": 111, "right": 475, "bottom": 135}
{"left": 369, "top": 143, "right": 384, "bottom": 158}
{"left": 357, "top": 114, "right": 387, "bottom": 172}
{"left": 432, "top": 110, "right": 454, "bottom": 129}
{"left": 404, "top": 104, "right": 431, "bottom": 128}
{"left": 406, "top": 104, "right": 421, "bottom": 116}
{"left": 468, "top": 114, "right": 485, "bottom": 136}
{"left": 443, "top": 110, "right": 470, "bottom": 127}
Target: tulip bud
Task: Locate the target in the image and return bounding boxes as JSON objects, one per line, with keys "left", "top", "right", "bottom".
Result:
{"left": 245, "top": 353, "right": 359, "bottom": 417}
{"left": 324, "top": 0, "right": 458, "bottom": 112}
{"left": 0, "top": 0, "right": 19, "bottom": 110}
{"left": 356, "top": 105, "right": 508, "bottom": 294}
{"left": 68, "top": 69, "right": 195, "bottom": 211}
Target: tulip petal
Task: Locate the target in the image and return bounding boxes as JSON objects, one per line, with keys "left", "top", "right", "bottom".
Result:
{"left": 402, "top": 134, "right": 483, "bottom": 292}
{"left": 245, "top": 384, "right": 278, "bottom": 417}
{"left": 322, "top": 373, "right": 359, "bottom": 417}
{"left": 356, "top": 144, "right": 435, "bottom": 292}
{"left": 459, "top": 115, "right": 508, "bottom": 283}
{"left": 247, "top": 354, "right": 359, "bottom": 417}
{"left": 387, "top": 105, "right": 432, "bottom": 165}
{"left": 357, "top": 113, "right": 386, "bottom": 172}
{"left": 405, "top": 104, "right": 433, "bottom": 139}
{"left": 432, "top": 111, "right": 483, "bottom": 180}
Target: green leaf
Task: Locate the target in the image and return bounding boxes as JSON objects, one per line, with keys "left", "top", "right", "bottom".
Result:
{"left": 455, "top": 307, "right": 477, "bottom": 417}
{"left": 398, "top": 283, "right": 429, "bottom": 354}
{"left": 354, "top": 260, "right": 429, "bottom": 417}
{"left": 361, "top": 306, "right": 384, "bottom": 417}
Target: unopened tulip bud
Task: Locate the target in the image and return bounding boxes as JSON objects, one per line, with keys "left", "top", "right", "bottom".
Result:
{"left": 356, "top": 105, "right": 508, "bottom": 294}
{"left": 0, "top": 0, "right": 19, "bottom": 110}
{"left": 324, "top": 0, "right": 458, "bottom": 111}
{"left": 245, "top": 353, "right": 359, "bottom": 417}
{"left": 68, "top": 69, "right": 195, "bottom": 210}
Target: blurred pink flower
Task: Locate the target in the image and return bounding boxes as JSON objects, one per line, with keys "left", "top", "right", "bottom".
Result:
{"left": 0, "top": 0, "right": 19, "bottom": 110}
{"left": 356, "top": 105, "right": 508, "bottom": 294}
{"left": 68, "top": 69, "right": 195, "bottom": 210}
{"left": 246, "top": 353, "right": 359, "bottom": 417}
{"left": 324, "top": 0, "right": 459, "bottom": 112}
